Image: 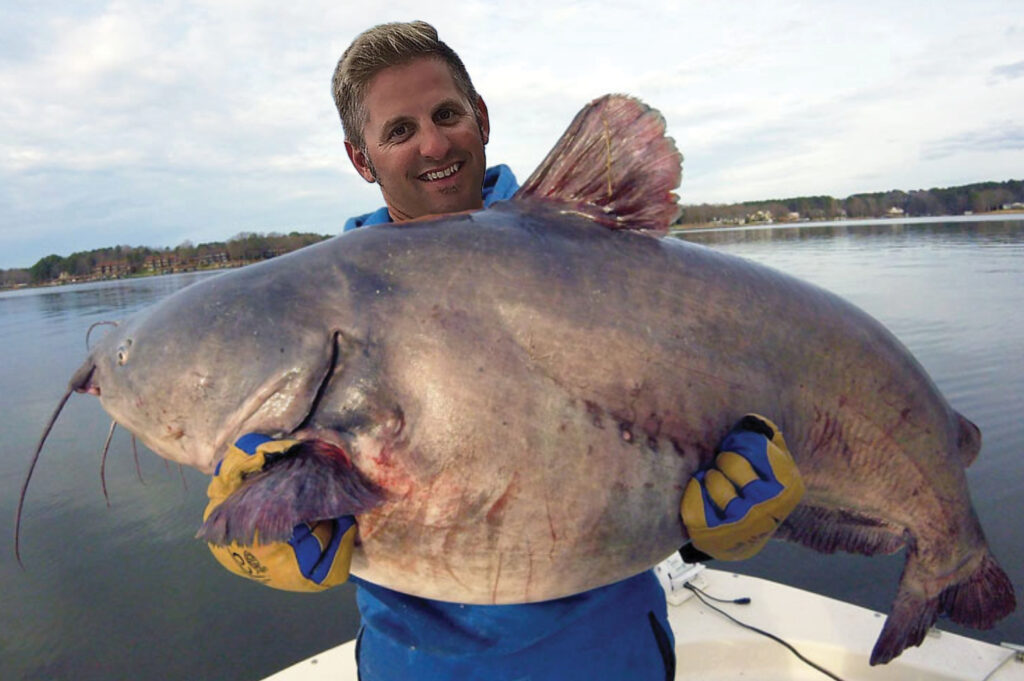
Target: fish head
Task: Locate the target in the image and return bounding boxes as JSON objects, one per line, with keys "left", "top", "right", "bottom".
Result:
{"left": 75, "top": 267, "right": 340, "bottom": 474}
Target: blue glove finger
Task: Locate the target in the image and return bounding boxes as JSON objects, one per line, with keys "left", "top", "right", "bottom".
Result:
{"left": 718, "top": 429, "right": 776, "bottom": 480}
{"left": 738, "top": 478, "right": 785, "bottom": 505}
{"left": 694, "top": 469, "right": 755, "bottom": 528}
{"left": 716, "top": 496, "right": 754, "bottom": 528}
{"left": 719, "top": 427, "right": 790, "bottom": 507}
{"left": 234, "top": 432, "right": 274, "bottom": 456}
{"left": 213, "top": 432, "right": 274, "bottom": 476}
{"left": 289, "top": 516, "right": 356, "bottom": 585}
{"left": 694, "top": 444, "right": 785, "bottom": 525}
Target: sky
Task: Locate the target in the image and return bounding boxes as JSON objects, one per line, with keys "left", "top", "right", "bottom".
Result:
{"left": 1, "top": 1, "right": 1022, "bottom": 269}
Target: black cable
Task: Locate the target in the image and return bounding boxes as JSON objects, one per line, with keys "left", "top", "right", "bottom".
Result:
{"left": 683, "top": 583, "right": 847, "bottom": 681}
{"left": 684, "top": 583, "right": 750, "bottom": 605}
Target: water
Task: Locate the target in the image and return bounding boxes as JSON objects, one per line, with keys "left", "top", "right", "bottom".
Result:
{"left": 1, "top": 273, "right": 360, "bottom": 681}
{"left": 2, "top": 219, "right": 1022, "bottom": 679}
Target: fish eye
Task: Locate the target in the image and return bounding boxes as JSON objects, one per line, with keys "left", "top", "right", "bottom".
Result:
{"left": 117, "top": 338, "right": 133, "bottom": 365}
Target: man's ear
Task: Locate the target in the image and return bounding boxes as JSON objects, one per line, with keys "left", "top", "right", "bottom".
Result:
{"left": 345, "top": 140, "right": 377, "bottom": 183}
{"left": 476, "top": 95, "right": 490, "bottom": 146}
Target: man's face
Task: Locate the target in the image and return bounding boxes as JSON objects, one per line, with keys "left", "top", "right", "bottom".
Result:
{"left": 346, "top": 57, "right": 490, "bottom": 221}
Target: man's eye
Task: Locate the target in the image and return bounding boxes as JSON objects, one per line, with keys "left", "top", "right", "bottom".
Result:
{"left": 388, "top": 124, "right": 408, "bottom": 139}
{"left": 436, "top": 109, "right": 454, "bottom": 122}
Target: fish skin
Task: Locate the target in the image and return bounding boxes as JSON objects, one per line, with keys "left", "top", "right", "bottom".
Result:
{"left": 55, "top": 96, "right": 1013, "bottom": 664}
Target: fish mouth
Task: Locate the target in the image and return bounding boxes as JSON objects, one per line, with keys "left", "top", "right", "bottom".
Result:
{"left": 418, "top": 161, "right": 463, "bottom": 182}
{"left": 70, "top": 360, "right": 100, "bottom": 396}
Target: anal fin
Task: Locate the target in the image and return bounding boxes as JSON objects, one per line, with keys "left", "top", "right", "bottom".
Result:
{"left": 775, "top": 504, "right": 905, "bottom": 556}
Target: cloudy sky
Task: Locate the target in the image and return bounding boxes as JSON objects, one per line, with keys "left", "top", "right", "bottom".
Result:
{"left": 2, "top": 0, "right": 1022, "bottom": 269}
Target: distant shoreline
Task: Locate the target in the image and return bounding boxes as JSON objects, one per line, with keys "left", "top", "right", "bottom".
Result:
{"left": 4, "top": 212, "right": 1024, "bottom": 293}
{"left": 2, "top": 231, "right": 329, "bottom": 291}
{"left": 674, "top": 209, "right": 1024, "bottom": 232}
{"left": 1, "top": 262, "right": 243, "bottom": 293}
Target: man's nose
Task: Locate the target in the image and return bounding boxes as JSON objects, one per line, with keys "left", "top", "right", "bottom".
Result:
{"left": 418, "top": 123, "right": 451, "bottom": 160}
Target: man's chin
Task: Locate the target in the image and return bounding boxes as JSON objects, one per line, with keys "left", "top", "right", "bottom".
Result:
{"left": 426, "top": 187, "right": 483, "bottom": 215}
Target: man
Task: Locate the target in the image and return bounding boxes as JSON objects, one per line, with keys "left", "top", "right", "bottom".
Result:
{"left": 203, "top": 21, "right": 803, "bottom": 680}
{"left": 334, "top": 21, "right": 515, "bottom": 230}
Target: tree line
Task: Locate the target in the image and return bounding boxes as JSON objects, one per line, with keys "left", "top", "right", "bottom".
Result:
{"left": 678, "top": 179, "right": 1024, "bottom": 225}
{"left": 2, "top": 231, "right": 331, "bottom": 288}
{"left": 5, "top": 178, "right": 1022, "bottom": 288}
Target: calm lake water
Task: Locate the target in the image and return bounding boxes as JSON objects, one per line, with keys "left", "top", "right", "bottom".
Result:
{"left": 2, "top": 217, "right": 1022, "bottom": 680}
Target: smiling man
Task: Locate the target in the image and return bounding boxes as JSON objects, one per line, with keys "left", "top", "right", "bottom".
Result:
{"left": 200, "top": 20, "right": 803, "bottom": 681}
{"left": 343, "top": 57, "right": 490, "bottom": 220}
{"left": 334, "top": 22, "right": 516, "bottom": 230}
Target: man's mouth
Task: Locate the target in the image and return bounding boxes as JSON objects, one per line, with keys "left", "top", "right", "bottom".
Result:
{"left": 419, "top": 161, "right": 462, "bottom": 182}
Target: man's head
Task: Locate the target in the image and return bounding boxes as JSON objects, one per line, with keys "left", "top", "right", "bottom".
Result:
{"left": 332, "top": 21, "right": 490, "bottom": 221}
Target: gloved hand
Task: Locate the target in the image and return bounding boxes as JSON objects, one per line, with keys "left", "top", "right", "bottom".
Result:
{"left": 203, "top": 433, "right": 356, "bottom": 592}
{"left": 680, "top": 414, "right": 804, "bottom": 561}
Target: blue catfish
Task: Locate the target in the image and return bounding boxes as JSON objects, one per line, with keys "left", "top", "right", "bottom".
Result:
{"left": 19, "top": 95, "right": 1014, "bottom": 664}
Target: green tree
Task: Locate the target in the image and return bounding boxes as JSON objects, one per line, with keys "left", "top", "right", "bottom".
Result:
{"left": 29, "top": 254, "right": 66, "bottom": 283}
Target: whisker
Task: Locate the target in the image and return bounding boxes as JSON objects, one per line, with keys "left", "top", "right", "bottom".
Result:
{"left": 131, "top": 435, "right": 146, "bottom": 485}
{"left": 15, "top": 387, "right": 74, "bottom": 567}
{"left": 100, "top": 420, "right": 116, "bottom": 508}
{"left": 178, "top": 464, "right": 189, "bottom": 491}
{"left": 85, "top": 320, "right": 119, "bottom": 351}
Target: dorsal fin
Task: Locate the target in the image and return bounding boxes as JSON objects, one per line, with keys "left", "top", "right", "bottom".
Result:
{"left": 514, "top": 94, "right": 682, "bottom": 234}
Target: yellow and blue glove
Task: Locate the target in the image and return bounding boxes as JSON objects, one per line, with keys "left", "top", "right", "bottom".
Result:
{"left": 681, "top": 414, "right": 804, "bottom": 562}
{"left": 203, "top": 433, "right": 356, "bottom": 592}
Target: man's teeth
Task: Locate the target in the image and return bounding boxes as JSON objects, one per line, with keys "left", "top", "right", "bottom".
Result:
{"left": 422, "top": 163, "right": 461, "bottom": 181}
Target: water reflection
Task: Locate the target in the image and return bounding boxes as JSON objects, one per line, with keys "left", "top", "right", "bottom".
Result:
{"left": 677, "top": 217, "right": 1024, "bottom": 247}
{"left": 0, "top": 271, "right": 219, "bottom": 320}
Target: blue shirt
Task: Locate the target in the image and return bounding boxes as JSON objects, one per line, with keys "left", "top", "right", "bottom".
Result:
{"left": 352, "top": 571, "right": 675, "bottom": 681}
{"left": 344, "top": 164, "right": 675, "bottom": 679}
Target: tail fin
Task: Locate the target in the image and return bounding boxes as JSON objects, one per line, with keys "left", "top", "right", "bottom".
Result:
{"left": 871, "top": 581, "right": 940, "bottom": 665}
{"left": 871, "top": 550, "right": 1016, "bottom": 665}
{"left": 938, "top": 551, "right": 1016, "bottom": 627}
{"left": 514, "top": 94, "right": 682, "bottom": 233}
{"left": 197, "top": 440, "right": 384, "bottom": 546}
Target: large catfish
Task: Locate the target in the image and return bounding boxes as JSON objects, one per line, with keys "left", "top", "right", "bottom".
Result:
{"left": 19, "top": 95, "right": 1014, "bottom": 664}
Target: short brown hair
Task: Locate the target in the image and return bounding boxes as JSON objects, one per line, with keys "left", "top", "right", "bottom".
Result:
{"left": 332, "top": 21, "right": 481, "bottom": 151}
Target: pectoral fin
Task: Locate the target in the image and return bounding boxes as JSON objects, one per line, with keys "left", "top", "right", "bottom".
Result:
{"left": 198, "top": 439, "right": 384, "bottom": 546}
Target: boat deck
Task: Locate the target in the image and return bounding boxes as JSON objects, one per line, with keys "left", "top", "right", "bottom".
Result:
{"left": 263, "top": 561, "right": 1023, "bottom": 681}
